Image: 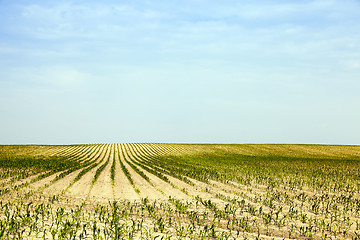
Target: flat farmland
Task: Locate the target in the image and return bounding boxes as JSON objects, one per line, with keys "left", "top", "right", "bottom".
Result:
{"left": 0, "top": 143, "right": 360, "bottom": 239}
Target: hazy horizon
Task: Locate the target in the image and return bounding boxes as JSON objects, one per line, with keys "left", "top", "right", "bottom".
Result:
{"left": 1, "top": 143, "right": 360, "bottom": 146}
{"left": 1, "top": 0, "right": 359, "bottom": 145}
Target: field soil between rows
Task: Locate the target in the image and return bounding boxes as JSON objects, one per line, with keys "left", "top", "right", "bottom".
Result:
{"left": 0, "top": 143, "right": 359, "bottom": 239}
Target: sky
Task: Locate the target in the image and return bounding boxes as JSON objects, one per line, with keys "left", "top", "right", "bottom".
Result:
{"left": 0, "top": 0, "right": 359, "bottom": 145}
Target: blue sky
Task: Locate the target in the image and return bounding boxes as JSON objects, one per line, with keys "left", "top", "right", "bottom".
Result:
{"left": 1, "top": 0, "right": 359, "bottom": 144}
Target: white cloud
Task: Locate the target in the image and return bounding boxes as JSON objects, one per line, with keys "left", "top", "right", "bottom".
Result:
{"left": 1, "top": 0, "right": 360, "bottom": 144}
{"left": 39, "top": 66, "right": 88, "bottom": 87}
{"left": 2, "top": 66, "right": 91, "bottom": 90}
{"left": 343, "top": 59, "right": 360, "bottom": 69}
{"left": 13, "top": 2, "right": 169, "bottom": 40}
{"left": 212, "top": 0, "right": 359, "bottom": 21}
{"left": 0, "top": 45, "right": 83, "bottom": 58}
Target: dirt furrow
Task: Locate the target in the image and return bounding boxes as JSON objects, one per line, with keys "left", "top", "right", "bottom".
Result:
{"left": 113, "top": 144, "right": 139, "bottom": 200}
{"left": 126, "top": 144, "right": 190, "bottom": 200}
{"left": 66, "top": 145, "right": 110, "bottom": 200}
{"left": 88, "top": 144, "right": 114, "bottom": 202}
{"left": 120, "top": 144, "right": 165, "bottom": 200}
{"left": 42, "top": 145, "right": 106, "bottom": 197}
{"left": 132, "top": 144, "right": 221, "bottom": 201}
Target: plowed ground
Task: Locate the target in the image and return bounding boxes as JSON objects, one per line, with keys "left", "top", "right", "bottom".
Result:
{"left": 0, "top": 143, "right": 360, "bottom": 239}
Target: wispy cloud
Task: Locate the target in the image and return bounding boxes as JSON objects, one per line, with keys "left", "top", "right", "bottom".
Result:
{"left": 2, "top": 66, "right": 91, "bottom": 91}
{"left": 0, "top": 0, "right": 359, "bottom": 144}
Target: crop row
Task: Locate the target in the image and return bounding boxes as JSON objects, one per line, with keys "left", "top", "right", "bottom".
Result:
{"left": 1, "top": 143, "right": 360, "bottom": 239}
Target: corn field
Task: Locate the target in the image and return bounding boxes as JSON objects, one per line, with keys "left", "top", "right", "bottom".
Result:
{"left": 0, "top": 143, "right": 360, "bottom": 239}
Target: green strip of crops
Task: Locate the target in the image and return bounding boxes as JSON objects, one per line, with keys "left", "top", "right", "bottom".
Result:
{"left": 154, "top": 147, "right": 360, "bottom": 190}
{"left": 0, "top": 155, "right": 79, "bottom": 171}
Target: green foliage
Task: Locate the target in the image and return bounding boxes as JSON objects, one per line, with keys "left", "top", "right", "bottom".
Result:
{"left": 118, "top": 148, "right": 134, "bottom": 186}
{"left": 110, "top": 156, "right": 115, "bottom": 185}
{"left": 153, "top": 148, "right": 360, "bottom": 192}
{"left": 1, "top": 143, "right": 360, "bottom": 239}
{"left": 0, "top": 155, "right": 78, "bottom": 171}
{"left": 91, "top": 156, "right": 110, "bottom": 185}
